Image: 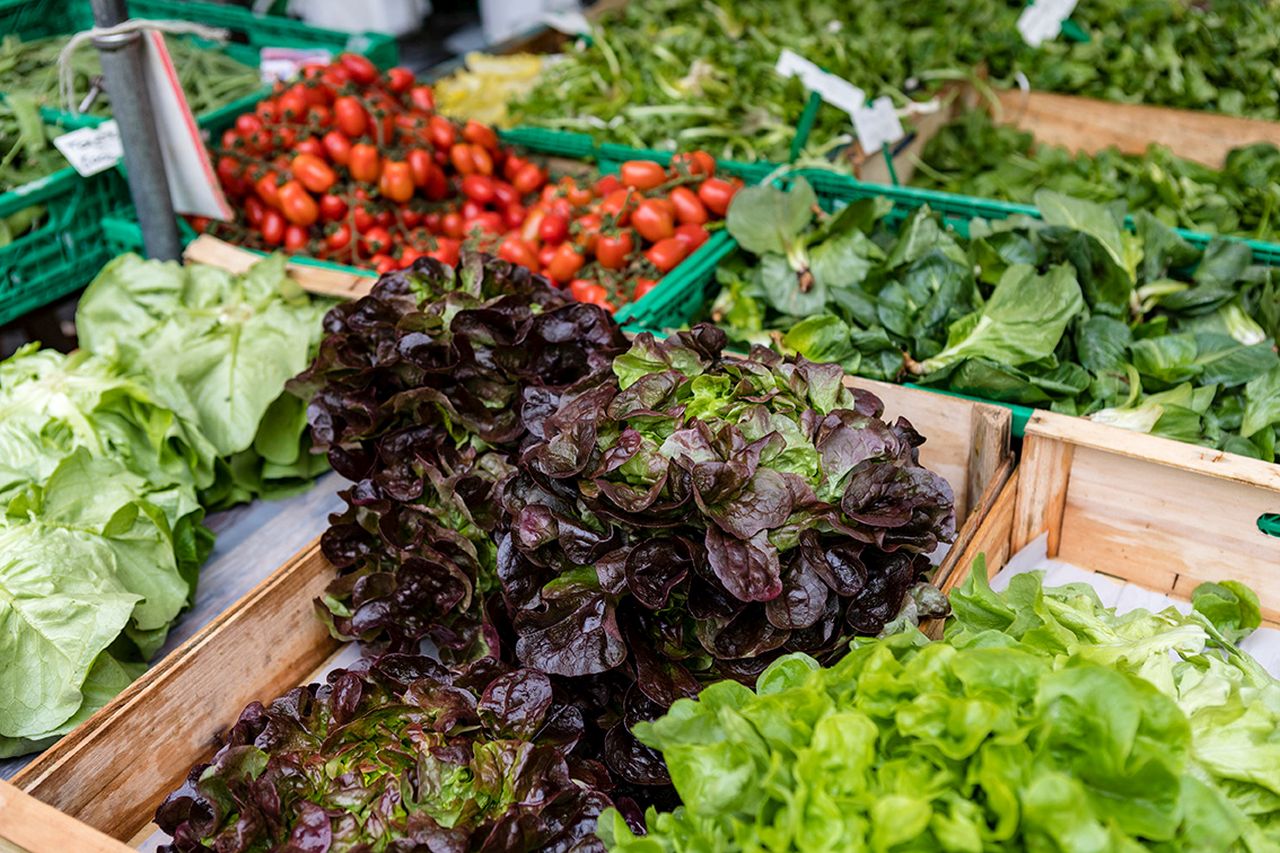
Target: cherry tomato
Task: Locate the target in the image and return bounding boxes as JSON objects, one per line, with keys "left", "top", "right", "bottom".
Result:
{"left": 398, "top": 246, "right": 425, "bottom": 268}
{"left": 362, "top": 226, "right": 392, "bottom": 255}
{"left": 620, "top": 160, "right": 668, "bottom": 190}
{"left": 697, "top": 177, "right": 737, "bottom": 217}
{"left": 574, "top": 212, "right": 603, "bottom": 253}
{"left": 502, "top": 203, "right": 526, "bottom": 229}
{"left": 423, "top": 162, "right": 448, "bottom": 200}
{"left": 539, "top": 212, "right": 570, "bottom": 245}
{"left": 428, "top": 115, "right": 456, "bottom": 150}
{"left": 672, "top": 150, "right": 716, "bottom": 176}
{"left": 450, "top": 144, "right": 476, "bottom": 176}
{"left": 669, "top": 186, "right": 708, "bottom": 225}
{"left": 326, "top": 223, "right": 352, "bottom": 251}
{"left": 491, "top": 180, "right": 519, "bottom": 208}
{"left": 461, "top": 174, "right": 496, "bottom": 204}
{"left": 428, "top": 237, "right": 460, "bottom": 266}
{"left": 595, "top": 230, "right": 634, "bottom": 270}
{"left": 645, "top": 237, "right": 689, "bottom": 273}
{"left": 349, "top": 143, "right": 382, "bottom": 183}
{"left": 386, "top": 66, "right": 415, "bottom": 93}
{"left": 319, "top": 193, "right": 347, "bottom": 222}
{"left": 511, "top": 162, "right": 546, "bottom": 196}
{"left": 255, "top": 100, "right": 280, "bottom": 123}
{"left": 255, "top": 173, "right": 282, "bottom": 208}
{"left": 278, "top": 180, "right": 319, "bottom": 226}
{"left": 545, "top": 243, "right": 585, "bottom": 283}
{"left": 216, "top": 155, "right": 243, "bottom": 187}
{"left": 633, "top": 278, "right": 658, "bottom": 300}
{"left": 302, "top": 82, "right": 333, "bottom": 108}
{"left": 220, "top": 128, "right": 242, "bottom": 150}
{"left": 632, "top": 199, "right": 675, "bottom": 242}
{"left": 599, "top": 188, "right": 637, "bottom": 225}
{"left": 538, "top": 244, "right": 558, "bottom": 268}
{"left": 333, "top": 96, "right": 368, "bottom": 138}
{"left": 556, "top": 177, "right": 592, "bottom": 206}
{"left": 379, "top": 160, "right": 414, "bottom": 203}
{"left": 352, "top": 205, "right": 375, "bottom": 233}
{"left": 674, "top": 223, "right": 710, "bottom": 251}
{"left": 339, "top": 53, "right": 378, "bottom": 85}
{"left": 261, "top": 209, "right": 286, "bottom": 246}
{"left": 376, "top": 209, "right": 395, "bottom": 228}
{"left": 465, "top": 211, "right": 504, "bottom": 236}
{"left": 245, "top": 195, "right": 266, "bottom": 228}
{"left": 594, "top": 174, "right": 623, "bottom": 197}
{"left": 409, "top": 84, "right": 435, "bottom": 112}
{"left": 407, "top": 148, "right": 434, "bottom": 187}
{"left": 461, "top": 199, "right": 484, "bottom": 221}
{"left": 278, "top": 88, "right": 308, "bottom": 121}
{"left": 322, "top": 130, "right": 352, "bottom": 166}
{"left": 498, "top": 236, "right": 538, "bottom": 268}
{"left": 569, "top": 278, "right": 605, "bottom": 302}
{"left": 284, "top": 224, "right": 309, "bottom": 252}
{"left": 402, "top": 207, "right": 423, "bottom": 228}
{"left": 309, "top": 104, "right": 333, "bottom": 129}
{"left": 371, "top": 253, "right": 398, "bottom": 275}
{"left": 291, "top": 153, "right": 337, "bottom": 194}
{"left": 293, "top": 137, "right": 326, "bottom": 160}
{"left": 462, "top": 120, "right": 499, "bottom": 151}
{"left": 470, "top": 145, "right": 494, "bottom": 176}
{"left": 441, "top": 211, "right": 465, "bottom": 239}
{"left": 423, "top": 211, "right": 442, "bottom": 233}
{"left": 235, "top": 113, "right": 264, "bottom": 136}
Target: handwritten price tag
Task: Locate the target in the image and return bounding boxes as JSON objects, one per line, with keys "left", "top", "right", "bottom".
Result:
{"left": 774, "top": 48, "right": 865, "bottom": 115}
{"left": 52, "top": 121, "right": 123, "bottom": 177}
{"left": 1018, "top": 0, "right": 1078, "bottom": 46}
{"left": 851, "top": 96, "right": 906, "bottom": 153}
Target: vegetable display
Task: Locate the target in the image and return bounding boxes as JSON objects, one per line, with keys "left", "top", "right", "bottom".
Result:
{"left": 156, "top": 655, "right": 612, "bottom": 852}
{"left": 294, "top": 253, "right": 629, "bottom": 657}
{"left": 716, "top": 179, "right": 1280, "bottom": 461}
{"left": 209, "top": 56, "right": 738, "bottom": 310}
{"left": 510, "top": 0, "right": 1009, "bottom": 162}
{"left": 0, "top": 254, "right": 332, "bottom": 758}
{"left": 912, "top": 109, "right": 1280, "bottom": 242}
{"left": 0, "top": 33, "right": 262, "bottom": 120}
{"left": 601, "top": 566, "right": 1280, "bottom": 851}
{"left": 434, "top": 52, "right": 550, "bottom": 127}
{"left": 76, "top": 253, "right": 332, "bottom": 508}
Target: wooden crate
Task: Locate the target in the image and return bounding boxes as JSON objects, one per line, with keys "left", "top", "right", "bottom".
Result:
{"left": 8, "top": 378, "right": 1012, "bottom": 847}
{"left": 941, "top": 409, "right": 1280, "bottom": 626}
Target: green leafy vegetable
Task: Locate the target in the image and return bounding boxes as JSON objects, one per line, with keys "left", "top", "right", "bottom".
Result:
{"left": 602, "top": 567, "right": 1280, "bottom": 851}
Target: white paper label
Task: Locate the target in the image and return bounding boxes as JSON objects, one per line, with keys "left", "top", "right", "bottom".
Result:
{"left": 774, "top": 48, "right": 865, "bottom": 115}
{"left": 53, "top": 121, "right": 123, "bottom": 177}
{"left": 142, "top": 31, "right": 233, "bottom": 220}
{"left": 1017, "top": 0, "right": 1077, "bottom": 46}
{"left": 259, "top": 47, "right": 331, "bottom": 83}
{"left": 851, "top": 96, "right": 906, "bottom": 153}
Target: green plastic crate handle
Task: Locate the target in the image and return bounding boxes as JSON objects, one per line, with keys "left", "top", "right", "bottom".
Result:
{"left": 1258, "top": 513, "right": 1280, "bottom": 538}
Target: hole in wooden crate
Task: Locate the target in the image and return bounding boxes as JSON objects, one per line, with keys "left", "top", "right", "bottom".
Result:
{"left": 1257, "top": 513, "right": 1280, "bottom": 538}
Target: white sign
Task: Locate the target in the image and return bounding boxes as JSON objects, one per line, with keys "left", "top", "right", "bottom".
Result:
{"left": 260, "top": 47, "right": 331, "bottom": 83}
{"left": 53, "top": 121, "right": 123, "bottom": 177}
{"left": 774, "top": 48, "right": 865, "bottom": 115}
{"left": 851, "top": 96, "right": 906, "bottom": 154}
{"left": 141, "top": 30, "right": 233, "bottom": 220}
{"left": 1017, "top": 0, "right": 1078, "bottom": 46}
{"left": 542, "top": 9, "right": 591, "bottom": 36}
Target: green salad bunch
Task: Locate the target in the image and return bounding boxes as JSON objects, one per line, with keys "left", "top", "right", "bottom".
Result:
{"left": 600, "top": 565, "right": 1280, "bottom": 851}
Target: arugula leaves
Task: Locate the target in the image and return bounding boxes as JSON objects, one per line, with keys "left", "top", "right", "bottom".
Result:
{"left": 720, "top": 184, "right": 1280, "bottom": 460}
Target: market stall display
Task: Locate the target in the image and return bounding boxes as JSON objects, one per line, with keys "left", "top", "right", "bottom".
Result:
{"left": 4, "top": 0, "right": 1280, "bottom": 849}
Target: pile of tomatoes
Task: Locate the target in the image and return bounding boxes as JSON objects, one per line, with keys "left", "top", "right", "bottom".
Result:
{"left": 204, "top": 54, "right": 741, "bottom": 310}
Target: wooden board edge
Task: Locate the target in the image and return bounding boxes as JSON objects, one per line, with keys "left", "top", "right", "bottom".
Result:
{"left": 940, "top": 470, "right": 1019, "bottom": 597}
{"left": 935, "top": 456, "right": 1015, "bottom": 591}
{"left": 183, "top": 235, "right": 374, "bottom": 300}
{"left": 0, "top": 781, "right": 131, "bottom": 853}
{"left": 1024, "top": 410, "right": 1280, "bottom": 494}
{"left": 14, "top": 539, "right": 340, "bottom": 840}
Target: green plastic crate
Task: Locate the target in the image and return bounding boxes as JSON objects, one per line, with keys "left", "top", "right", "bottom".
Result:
{"left": 0, "top": 165, "right": 127, "bottom": 326}
{"left": 0, "top": 0, "right": 397, "bottom": 132}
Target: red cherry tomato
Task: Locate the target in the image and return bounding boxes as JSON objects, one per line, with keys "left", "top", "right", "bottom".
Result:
{"left": 284, "top": 224, "right": 309, "bottom": 252}
{"left": 669, "top": 186, "right": 709, "bottom": 225}
{"left": 386, "top": 66, "right": 415, "bottom": 93}
{"left": 428, "top": 237, "right": 460, "bottom": 266}
{"left": 632, "top": 199, "right": 675, "bottom": 242}
{"left": 672, "top": 150, "right": 716, "bottom": 176}
{"left": 410, "top": 84, "right": 435, "bottom": 112}
{"left": 245, "top": 195, "right": 266, "bottom": 227}
{"left": 632, "top": 278, "right": 659, "bottom": 300}
{"left": 462, "top": 120, "right": 499, "bottom": 151}
{"left": 398, "top": 246, "right": 425, "bottom": 268}
{"left": 595, "top": 230, "right": 634, "bottom": 270}
{"left": 599, "top": 188, "right": 638, "bottom": 226}
{"left": 333, "top": 96, "right": 368, "bottom": 138}
{"left": 594, "top": 174, "right": 623, "bottom": 197}
{"left": 545, "top": 243, "right": 585, "bottom": 283}
{"left": 645, "top": 237, "right": 689, "bottom": 273}
{"left": 428, "top": 115, "right": 456, "bottom": 150}
{"left": 498, "top": 236, "right": 538, "bottom": 268}
{"left": 379, "top": 160, "right": 415, "bottom": 203}
{"left": 260, "top": 209, "right": 285, "bottom": 246}
{"left": 461, "top": 174, "right": 496, "bottom": 204}
{"left": 235, "top": 113, "right": 264, "bottom": 136}
{"left": 620, "top": 160, "right": 668, "bottom": 191}
{"left": 441, "top": 211, "right": 465, "bottom": 239}
{"left": 291, "top": 153, "right": 337, "bottom": 194}
{"left": 512, "top": 162, "right": 546, "bottom": 196}
{"left": 539, "top": 212, "right": 570, "bottom": 245}
{"left": 339, "top": 53, "right": 378, "bottom": 85}
{"left": 697, "top": 177, "right": 738, "bottom": 217}
{"left": 349, "top": 143, "right": 382, "bottom": 183}
{"left": 673, "top": 223, "right": 711, "bottom": 251}
{"left": 319, "top": 193, "right": 348, "bottom": 222}
{"left": 556, "top": 177, "right": 592, "bottom": 206}
{"left": 293, "top": 137, "right": 326, "bottom": 160}
{"left": 254, "top": 172, "right": 282, "bottom": 209}
{"left": 278, "top": 180, "right": 319, "bottom": 227}
{"left": 362, "top": 225, "right": 392, "bottom": 255}
{"left": 502, "top": 203, "right": 526, "bottom": 230}
{"left": 322, "top": 131, "right": 352, "bottom": 166}
{"left": 574, "top": 212, "right": 603, "bottom": 253}
{"left": 538, "top": 244, "right": 558, "bottom": 268}
{"left": 326, "top": 223, "right": 352, "bottom": 251}
{"left": 569, "top": 278, "right": 606, "bottom": 303}
{"left": 371, "top": 253, "right": 398, "bottom": 275}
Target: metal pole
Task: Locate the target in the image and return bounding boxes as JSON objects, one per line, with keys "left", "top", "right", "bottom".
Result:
{"left": 89, "top": 0, "right": 182, "bottom": 261}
